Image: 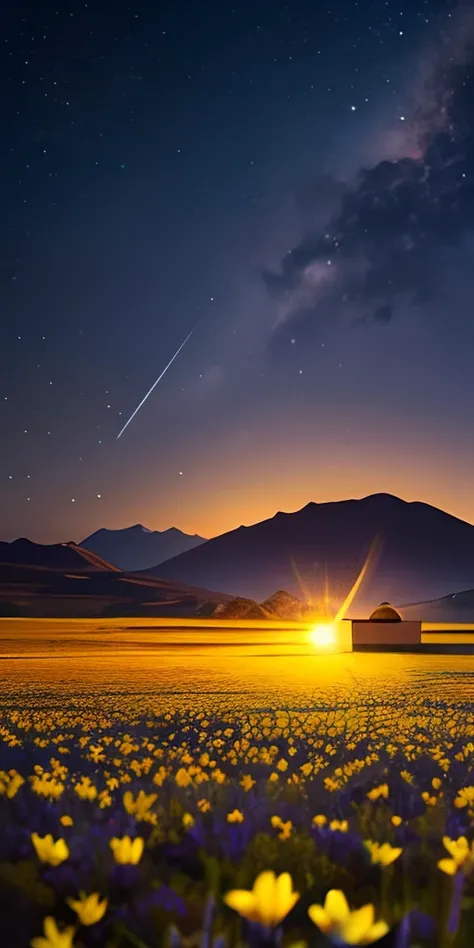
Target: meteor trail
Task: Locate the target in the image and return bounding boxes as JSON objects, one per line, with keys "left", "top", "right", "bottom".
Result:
{"left": 116, "top": 326, "right": 196, "bottom": 439}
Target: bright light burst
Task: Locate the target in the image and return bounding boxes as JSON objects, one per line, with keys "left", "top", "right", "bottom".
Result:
{"left": 309, "top": 622, "right": 336, "bottom": 650}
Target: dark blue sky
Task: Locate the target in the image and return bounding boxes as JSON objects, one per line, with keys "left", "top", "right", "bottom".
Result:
{"left": 2, "top": 0, "right": 473, "bottom": 543}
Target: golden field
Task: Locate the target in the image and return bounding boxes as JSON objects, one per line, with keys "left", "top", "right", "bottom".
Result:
{"left": 1, "top": 619, "right": 474, "bottom": 947}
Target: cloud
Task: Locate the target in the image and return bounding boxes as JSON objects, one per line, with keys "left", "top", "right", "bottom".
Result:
{"left": 264, "top": 4, "right": 474, "bottom": 332}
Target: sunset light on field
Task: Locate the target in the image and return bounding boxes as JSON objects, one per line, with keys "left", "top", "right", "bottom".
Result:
{"left": 309, "top": 622, "right": 337, "bottom": 650}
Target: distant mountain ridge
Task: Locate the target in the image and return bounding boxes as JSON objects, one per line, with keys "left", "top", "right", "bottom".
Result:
{"left": 149, "top": 493, "right": 474, "bottom": 613}
{"left": 5, "top": 492, "right": 474, "bottom": 619}
{"left": 0, "top": 537, "right": 307, "bottom": 620}
{"left": 80, "top": 524, "right": 206, "bottom": 571}
{"left": 400, "top": 588, "right": 474, "bottom": 622}
{"left": 0, "top": 537, "right": 231, "bottom": 619}
{"left": 0, "top": 538, "right": 118, "bottom": 572}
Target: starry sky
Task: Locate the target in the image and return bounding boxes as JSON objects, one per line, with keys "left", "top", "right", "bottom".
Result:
{"left": 2, "top": 0, "right": 474, "bottom": 544}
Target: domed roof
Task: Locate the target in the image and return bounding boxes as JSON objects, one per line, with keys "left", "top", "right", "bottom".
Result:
{"left": 369, "top": 602, "right": 402, "bottom": 622}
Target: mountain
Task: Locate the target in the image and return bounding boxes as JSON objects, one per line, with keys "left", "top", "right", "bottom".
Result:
{"left": 148, "top": 493, "right": 474, "bottom": 615}
{"left": 0, "top": 537, "right": 229, "bottom": 618}
{"left": 80, "top": 524, "right": 206, "bottom": 572}
{"left": 0, "top": 538, "right": 118, "bottom": 572}
{"left": 400, "top": 588, "right": 474, "bottom": 622}
{"left": 0, "top": 538, "right": 309, "bottom": 620}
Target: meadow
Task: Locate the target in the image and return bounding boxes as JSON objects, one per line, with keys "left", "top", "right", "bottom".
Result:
{"left": 1, "top": 621, "right": 474, "bottom": 947}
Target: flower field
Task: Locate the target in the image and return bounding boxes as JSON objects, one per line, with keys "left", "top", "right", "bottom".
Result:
{"left": 1, "top": 642, "right": 474, "bottom": 947}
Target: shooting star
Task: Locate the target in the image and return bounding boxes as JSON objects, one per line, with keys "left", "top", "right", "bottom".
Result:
{"left": 116, "top": 326, "right": 197, "bottom": 439}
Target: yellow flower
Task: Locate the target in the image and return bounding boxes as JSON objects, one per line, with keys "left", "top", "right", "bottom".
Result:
{"left": 364, "top": 841, "right": 402, "bottom": 867}
{"left": 391, "top": 815, "right": 402, "bottom": 827}
{"left": 0, "top": 771, "right": 24, "bottom": 798}
{"left": 88, "top": 744, "right": 105, "bottom": 763}
{"left": 31, "top": 915, "right": 75, "bottom": 948}
{"left": 66, "top": 892, "right": 107, "bottom": 926}
{"left": 308, "top": 890, "right": 389, "bottom": 945}
{"left": 109, "top": 835, "right": 144, "bottom": 865}
{"left": 31, "top": 833, "right": 69, "bottom": 867}
{"left": 421, "top": 792, "right": 437, "bottom": 807}
{"left": 276, "top": 758, "right": 288, "bottom": 772}
{"left": 240, "top": 774, "right": 255, "bottom": 791}
{"left": 329, "top": 819, "right": 348, "bottom": 832}
{"left": 227, "top": 809, "right": 244, "bottom": 823}
{"left": 31, "top": 775, "right": 65, "bottom": 800}
{"left": 175, "top": 767, "right": 192, "bottom": 787}
{"left": 153, "top": 767, "right": 167, "bottom": 787}
{"left": 367, "top": 784, "right": 389, "bottom": 801}
{"left": 312, "top": 814, "right": 327, "bottom": 828}
{"left": 98, "top": 790, "right": 112, "bottom": 809}
{"left": 432, "top": 777, "right": 442, "bottom": 790}
{"left": 224, "top": 871, "right": 299, "bottom": 928}
{"left": 197, "top": 798, "right": 211, "bottom": 813}
{"left": 73, "top": 776, "right": 97, "bottom": 801}
{"left": 438, "top": 836, "right": 474, "bottom": 876}
{"left": 123, "top": 790, "right": 157, "bottom": 822}
{"left": 454, "top": 787, "right": 474, "bottom": 809}
{"left": 60, "top": 815, "right": 73, "bottom": 827}
{"left": 182, "top": 812, "right": 195, "bottom": 829}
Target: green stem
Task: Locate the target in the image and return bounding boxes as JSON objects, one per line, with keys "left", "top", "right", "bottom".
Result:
{"left": 115, "top": 922, "right": 152, "bottom": 948}
{"left": 381, "top": 867, "right": 391, "bottom": 920}
{"left": 401, "top": 853, "right": 410, "bottom": 913}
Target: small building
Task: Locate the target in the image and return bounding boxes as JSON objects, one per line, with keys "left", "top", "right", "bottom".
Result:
{"left": 369, "top": 602, "right": 402, "bottom": 622}
{"left": 352, "top": 600, "right": 420, "bottom": 648}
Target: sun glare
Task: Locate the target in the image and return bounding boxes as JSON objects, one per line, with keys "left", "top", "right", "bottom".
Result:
{"left": 309, "top": 622, "right": 336, "bottom": 650}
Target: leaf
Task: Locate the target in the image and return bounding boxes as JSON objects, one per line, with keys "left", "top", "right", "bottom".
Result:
{"left": 0, "top": 860, "right": 55, "bottom": 908}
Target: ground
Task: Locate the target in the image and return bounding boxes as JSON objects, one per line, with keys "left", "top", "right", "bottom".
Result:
{"left": 1, "top": 621, "right": 474, "bottom": 947}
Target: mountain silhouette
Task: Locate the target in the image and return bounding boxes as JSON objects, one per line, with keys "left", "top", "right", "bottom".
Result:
{"left": 0, "top": 537, "right": 231, "bottom": 618}
{"left": 80, "top": 524, "right": 206, "bottom": 571}
{"left": 0, "top": 538, "right": 118, "bottom": 572}
{"left": 401, "top": 588, "right": 474, "bottom": 622}
{"left": 148, "top": 493, "right": 474, "bottom": 613}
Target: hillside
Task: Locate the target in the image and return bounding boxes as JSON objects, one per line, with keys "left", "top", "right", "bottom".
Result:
{"left": 0, "top": 538, "right": 230, "bottom": 618}
{"left": 80, "top": 524, "right": 206, "bottom": 571}
{"left": 148, "top": 493, "right": 474, "bottom": 613}
{"left": 0, "top": 538, "right": 312, "bottom": 619}
{"left": 0, "top": 538, "right": 118, "bottom": 572}
{"left": 400, "top": 588, "right": 474, "bottom": 622}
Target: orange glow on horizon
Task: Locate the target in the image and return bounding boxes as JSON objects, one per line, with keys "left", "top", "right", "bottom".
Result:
{"left": 18, "top": 406, "right": 474, "bottom": 545}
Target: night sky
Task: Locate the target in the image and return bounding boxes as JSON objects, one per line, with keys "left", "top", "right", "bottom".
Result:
{"left": 2, "top": 0, "right": 474, "bottom": 544}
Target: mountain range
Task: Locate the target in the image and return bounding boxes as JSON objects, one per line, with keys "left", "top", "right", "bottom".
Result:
{"left": 80, "top": 524, "right": 206, "bottom": 571}
{"left": 0, "top": 539, "right": 307, "bottom": 620}
{"left": 0, "top": 539, "right": 229, "bottom": 618}
{"left": 3, "top": 493, "right": 474, "bottom": 618}
{"left": 145, "top": 493, "right": 474, "bottom": 614}
{"left": 401, "top": 588, "right": 474, "bottom": 622}
{"left": 0, "top": 537, "right": 116, "bottom": 572}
